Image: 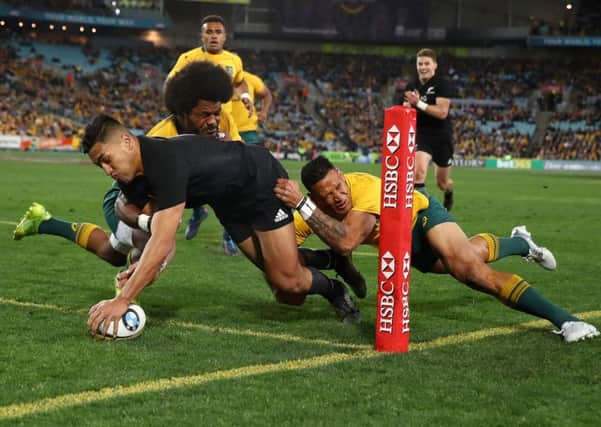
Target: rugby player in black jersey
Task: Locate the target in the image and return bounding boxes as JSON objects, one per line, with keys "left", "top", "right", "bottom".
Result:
{"left": 82, "top": 115, "right": 361, "bottom": 337}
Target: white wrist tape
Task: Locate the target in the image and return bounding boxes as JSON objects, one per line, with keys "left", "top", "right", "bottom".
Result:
{"left": 296, "top": 197, "right": 316, "bottom": 221}
{"left": 137, "top": 214, "right": 151, "bottom": 233}
{"left": 240, "top": 93, "right": 251, "bottom": 102}
{"left": 416, "top": 100, "right": 428, "bottom": 112}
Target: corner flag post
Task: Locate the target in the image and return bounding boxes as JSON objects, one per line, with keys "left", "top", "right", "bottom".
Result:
{"left": 375, "top": 106, "right": 416, "bottom": 353}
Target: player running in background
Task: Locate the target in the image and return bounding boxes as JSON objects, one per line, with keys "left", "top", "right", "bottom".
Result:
{"left": 167, "top": 14, "right": 252, "bottom": 116}
{"left": 404, "top": 48, "right": 456, "bottom": 211}
{"left": 231, "top": 71, "right": 273, "bottom": 146}
{"left": 83, "top": 115, "right": 361, "bottom": 337}
{"left": 167, "top": 14, "right": 252, "bottom": 251}
{"left": 274, "top": 156, "right": 599, "bottom": 343}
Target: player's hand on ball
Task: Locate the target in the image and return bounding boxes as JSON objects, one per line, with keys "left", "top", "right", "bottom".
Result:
{"left": 88, "top": 297, "right": 130, "bottom": 339}
{"left": 274, "top": 178, "right": 304, "bottom": 208}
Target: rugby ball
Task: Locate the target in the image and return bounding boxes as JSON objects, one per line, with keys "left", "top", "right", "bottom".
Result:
{"left": 96, "top": 304, "right": 146, "bottom": 340}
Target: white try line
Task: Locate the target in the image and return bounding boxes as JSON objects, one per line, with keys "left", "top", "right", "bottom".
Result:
{"left": 0, "top": 296, "right": 599, "bottom": 421}
{"left": 1, "top": 308, "right": 599, "bottom": 421}
{"left": 0, "top": 297, "right": 370, "bottom": 350}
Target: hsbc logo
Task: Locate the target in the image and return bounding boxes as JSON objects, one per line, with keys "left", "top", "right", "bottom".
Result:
{"left": 381, "top": 251, "right": 395, "bottom": 279}
{"left": 386, "top": 125, "right": 400, "bottom": 154}
{"left": 402, "top": 251, "right": 411, "bottom": 279}
{"left": 387, "top": 124, "right": 416, "bottom": 154}
{"left": 408, "top": 125, "right": 416, "bottom": 153}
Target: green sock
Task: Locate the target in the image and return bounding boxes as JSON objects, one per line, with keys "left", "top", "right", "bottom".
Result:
{"left": 39, "top": 219, "right": 98, "bottom": 249}
{"left": 39, "top": 218, "right": 77, "bottom": 241}
{"left": 498, "top": 237, "right": 529, "bottom": 259}
{"left": 477, "top": 233, "right": 529, "bottom": 261}
{"left": 515, "top": 287, "right": 578, "bottom": 328}
{"left": 498, "top": 275, "right": 578, "bottom": 328}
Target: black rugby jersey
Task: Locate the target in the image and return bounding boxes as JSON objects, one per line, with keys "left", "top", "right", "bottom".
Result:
{"left": 119, "top": 135, "right": 273, "bottom": 213}
{"left": 405, "top": 73, "right": 454, "bottom": 136}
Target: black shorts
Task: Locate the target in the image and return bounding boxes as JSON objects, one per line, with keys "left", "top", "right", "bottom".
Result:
{"left": 416, "top": 132, "right": 453, "bottom": 168}
{"left": 214, "top": 147, "right": 294, "bottom": 243}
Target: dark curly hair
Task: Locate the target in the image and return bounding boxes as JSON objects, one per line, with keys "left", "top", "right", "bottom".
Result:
{"left": 201, "top": 14, "right": 226, "bottom": 29}
{"left": 301, "top": 156, "right": 336, "bottom": 191}
{"left": 81, "top": 114, "right": 124, "bottom": 154}
{"left": 164, "top": 61, "right": 233, "bottom": 116}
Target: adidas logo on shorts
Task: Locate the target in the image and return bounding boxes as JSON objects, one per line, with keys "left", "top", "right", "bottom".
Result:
{"left": 274, "top": 208, "right": 289, "bottom": 223}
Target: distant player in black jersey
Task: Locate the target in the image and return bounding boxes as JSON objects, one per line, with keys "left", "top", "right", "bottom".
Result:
{"left": 404, "top": 48, "right": 455, "bottom": 211}
{"left": 82, "top": 115, "right": 361, "bottom": 337}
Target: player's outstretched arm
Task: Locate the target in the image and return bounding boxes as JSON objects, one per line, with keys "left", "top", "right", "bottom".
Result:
{"left": 87, "top": 203, "right": 184, "bottom": 337}
{"left": 119, "top": 202, "right": 183, "bottom": 300}
{"left": 274, "top": 178, "right": 375, "bottom": 255}
{"left": 305, "top": 209, "right": 375, "bottom": 256}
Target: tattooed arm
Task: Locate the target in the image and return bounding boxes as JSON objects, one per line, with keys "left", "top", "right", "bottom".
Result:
{"left": 305, "top": 208, "right": 376, "bottom": 255}
{"left": 274, "top": 178, "right": 376, "bottom": 256}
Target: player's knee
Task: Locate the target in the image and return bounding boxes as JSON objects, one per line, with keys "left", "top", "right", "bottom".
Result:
{"left": 266, "top": 269, "right": 305, "bottom": 294}
{"left": 436, "top": 177, "right": 448, "bottom": 191}
{"left": 469, "top": 236, "right": 490, "bottom": 262}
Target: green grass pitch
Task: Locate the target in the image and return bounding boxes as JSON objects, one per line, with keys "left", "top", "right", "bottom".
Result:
{"left": 1, "top": 151, "right": 600, "bottom": 426}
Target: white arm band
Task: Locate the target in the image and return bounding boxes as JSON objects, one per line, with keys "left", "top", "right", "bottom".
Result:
{"left": 240, "top": 93, "right": 251, "bottom": 102}
{"left": 416, "top": 100, "right": 428, "bottom": 112}
{"left": 137, "top": 214, "right": 151, "bottom": 233}
{"left": 296, "top": 197, "right": 316, "bottom": 221}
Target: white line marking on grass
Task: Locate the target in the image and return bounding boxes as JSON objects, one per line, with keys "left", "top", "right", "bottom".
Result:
{"left": 1, "top": 296, "right": 600, "bottom": 421}
{"left": 353, "top": 250, "right": 377, "bottom": 257}
{"left": 0, "top": 298, "right": 79, "bottom": 313}
{"left": 1, "top": 310, "right": 600, "bottom": 421}
{"left": 167, "top": 320, "right": 370, "bottom": 350}
{"left": 0, "top": 297, "right": 369, "bottom": 349}
{"left": 0, "top": 220, "right": 17, "bottom": 226}
{"left": 0, "top": 351, "right": 377, "bottom": 421}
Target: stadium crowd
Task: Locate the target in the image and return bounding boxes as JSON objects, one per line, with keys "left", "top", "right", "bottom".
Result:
{"left": 2, "top": 33, "right": 599, "bottom": 161}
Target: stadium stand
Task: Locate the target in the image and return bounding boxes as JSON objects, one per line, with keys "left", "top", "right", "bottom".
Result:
{"left": 1, "top": 27, "right": 599, "bottom": 160}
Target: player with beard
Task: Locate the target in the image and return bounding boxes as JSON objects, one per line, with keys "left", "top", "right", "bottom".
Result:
{"left": 167, "top": 15, "right": 252, "bottom": 251}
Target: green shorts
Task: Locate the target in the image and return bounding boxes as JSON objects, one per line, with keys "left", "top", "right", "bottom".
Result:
{"left": 102, "top": 184, "right": 121, "bottom": 234}
{"left": 240, "top": 130, "right": 262, "bottom": 145}
{"left": 411, "top": 195, "right": 455, "bottom": 273}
